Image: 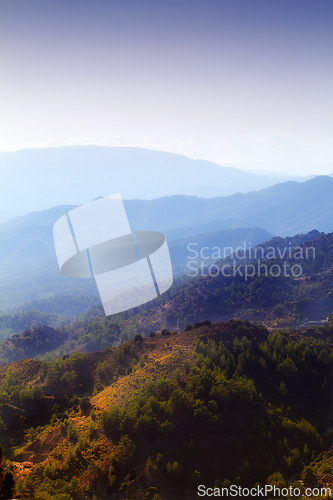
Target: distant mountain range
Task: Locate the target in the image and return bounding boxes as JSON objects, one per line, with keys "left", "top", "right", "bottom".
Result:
{"left": 124, "top": 175, "right": 333, "bottom": 238}
{"left": 0, "top": 146, "right": 305, "bottom": 223}
{"left": 0, "top": 206, "right": 272, "bottom": 311}
{"left": 2, "top": 173, "right": 333, "bottom": 239}
{"left": 1, "top": 174, "right": 333, "bottom": 312}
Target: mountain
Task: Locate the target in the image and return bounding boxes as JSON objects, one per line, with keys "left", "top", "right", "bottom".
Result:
{"left": 131, "top": 230, "right": 333, "bottom": 332}
{"left": 0, "top": 320, "right": 332, "bottom": 499}
{"left": 1, "top": 175, "right": 333, "bottom": 312}
{"left": 0, "top": 146, "right": 304, "bottom": 223}
{"left": 169, "top": 227, "right": 273, "bottom": 271}
{"left": 0, "top": 200, "right": 272, "bottom": 312}
{"left": 124, "top": 175, "right": 333, "bottom": 238}
{"left": 2, "top": 176, "right": 332, "bottom": 243}
{"left": 0, "top": 228, "right": 330, "bottom": 362}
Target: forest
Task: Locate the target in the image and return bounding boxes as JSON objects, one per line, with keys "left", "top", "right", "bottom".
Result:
{"left": 0, "top": 320, "right": 332, "bottom": 499}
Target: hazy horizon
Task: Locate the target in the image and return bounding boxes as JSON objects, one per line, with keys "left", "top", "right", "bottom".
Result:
{"left": 0, "top": 144, "right": 332, "bottom": 226}
{"left": 0, "top": 144, "right": 332, "bottom": 177}
{"left": 1, "top": 0, "right": 332, "bottom": 176}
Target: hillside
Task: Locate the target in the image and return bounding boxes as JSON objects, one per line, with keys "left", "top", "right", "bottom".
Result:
{"left": 1, "top": 228, "right": 332, "bottom": 363}
{"left": 132, "top": 230, "right": 333, "bottom": 332}
{"left": 0, "top": 326, "right": 68, "bottom": 364}
{"left": 0, "top": 320, "right": 332, "bottom": 499}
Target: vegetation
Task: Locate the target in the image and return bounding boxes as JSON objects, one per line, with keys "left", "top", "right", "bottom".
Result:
{"left": 2, "top": 230, "right": 333, "bottom": 365}
{"left": 0, "top": 310, "right": 71, "bottom": 341}
{"left": 0, "top": 320, "right": 332, "bottom": 499}
{"left": 0, "top": 445, "right": 15, "bottom": 499}
{"left": 1, "top": 230, "right": 333, "bottom": 497}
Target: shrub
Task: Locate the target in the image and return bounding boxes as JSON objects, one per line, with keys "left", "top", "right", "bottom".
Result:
{"left": 118, "top": 435, "right": 136, "bottom": 456}
{"left": 69, "top": 395, "right": 80, "bottom": 408}
{"left": 31, "top": 384, "right": 44, "bottom": 400}
{"left": 108, "top": 466, "right": 117, "bottom": 491}
{"left": 67, "top": 421, "right": 78, "bottom": 444}
{"left": 266, "top": 471, "right": 287, "bottom": 488}
{"left": 102, "top": 407, "right": 121, "bottom": 438}
{"left": 301, "top": 466, "right": 318, "bottom": 487}
{"left": 135, "top": 415, "right": 160, "bottom": 438}
{"left": 79, "top": 397, "right": 91, "bottom": 412}
{"left": 166, "top": 461, "right": 183, "bottom": 480}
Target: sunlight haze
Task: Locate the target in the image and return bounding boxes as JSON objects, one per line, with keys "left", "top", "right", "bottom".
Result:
{"left": 1, "top": 0, "right": 332, "bottom": 176}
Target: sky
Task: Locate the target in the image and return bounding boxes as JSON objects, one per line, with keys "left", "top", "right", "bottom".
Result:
{"left": 1, "top": 0, "right": 333, "bottom": 175}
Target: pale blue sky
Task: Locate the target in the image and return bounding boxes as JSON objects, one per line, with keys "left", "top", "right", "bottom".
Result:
{"left": 1, "top": 0, "right": 332, "bottom": 174}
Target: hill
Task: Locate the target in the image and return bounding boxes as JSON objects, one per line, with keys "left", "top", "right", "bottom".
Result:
{"left": 0, "top": 228, "right": 331, "bottom": 362}
{"left": 0, "top": 320, "right": 332, "bottom": 499}
{"left": 0, "top": 326, "right": 68, "bottom": 364}
{"left": 0, "top": 310, "right": 73, "bottom": 343}
{"left": 2, "top": 175, "right": 333, "bottom": 312}
{"left": 134, "top": 230, "right": 333, "bottom": 331}
{"left": 124, "top": 176, "right": 333, "bottom": 238}
{"left": 0, "top": 146, "right": 302, "bottom": 223}
{"left": 0, "top": 214, "right": 272, "bottom": 313}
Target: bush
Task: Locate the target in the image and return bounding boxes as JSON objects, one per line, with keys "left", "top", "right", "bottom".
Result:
{"left": 79, "top": 397, "right": 91, "bottom": 412}
{"left": 301, "top": 466, "right": 318, "bottom": 487}
{"left": 108, "top": 466, "right": 117, "bottom": 491}
{"left": 266, "top": 471, "right": 287, "bottom": 488}
{"left": 166, "top": 461, "right": 183, "bottom": 482}
{"left": 69, "top": 395, "right": 80, "bottom": 408}
{"left": 135, "top": 415, "right": 160, "bottom": 438}
{"left": 102, "top": 407, "right": 121, "bottom": 438}
{"left": 134, "top": 334, "right": 143, "bottom": 342}
{"left": 31, "top": 384, "right": 44, "bottom": 400}
{"left": 118, "top": 435, "right": 136, "bottom": 456}
{"left": 67, "top": 421, "right": 78, "bottom": 444}
{"left": 0, "top": 446, "right": 15, "bottom": 498}
{"left": 194, "top": 320, "right": 211, "bottom": 328}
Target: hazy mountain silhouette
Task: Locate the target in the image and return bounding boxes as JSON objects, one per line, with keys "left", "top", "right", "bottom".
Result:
{"left": 123, "top": 175, "right": 333, "bottom": 237}
{"left": 0, "top": 146, "right": 303, "bottom": 222}
{"left": 1, "top": 175, "right": 332, "bottom": 311}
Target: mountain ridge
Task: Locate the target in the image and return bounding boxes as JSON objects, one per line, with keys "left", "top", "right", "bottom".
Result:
{"left": 0, "top": 145, "right": 307, "bottom": 223}
{"left": 1, "top": 175, "right": 333, "bottom": 312}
